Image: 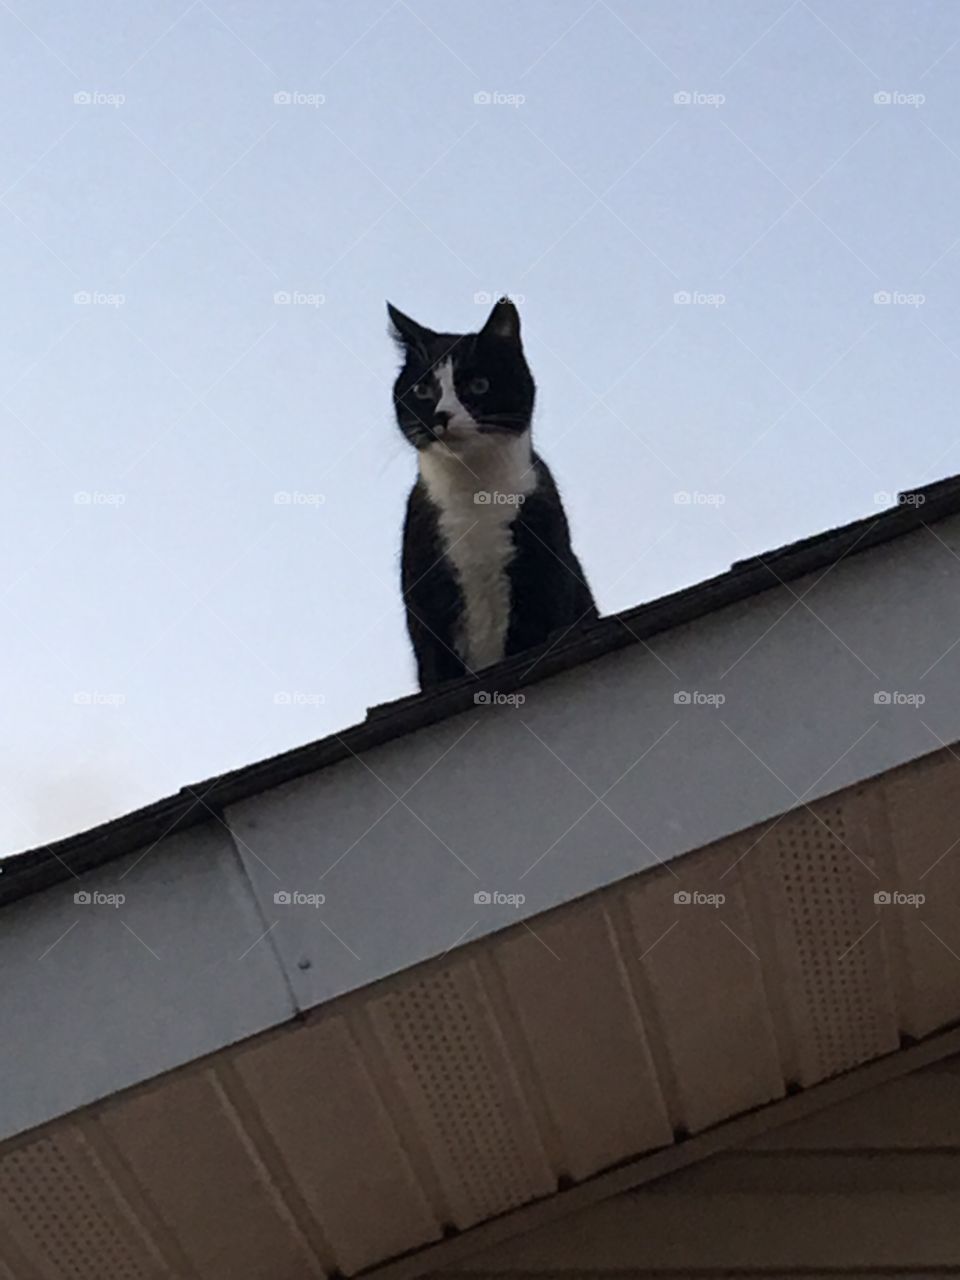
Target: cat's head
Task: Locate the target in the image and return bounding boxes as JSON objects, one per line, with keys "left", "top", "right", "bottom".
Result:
{"left": 388, "top": 298, "right": 535, "bottom": 452}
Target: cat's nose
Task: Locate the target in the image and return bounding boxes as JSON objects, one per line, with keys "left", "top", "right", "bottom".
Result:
{"left": 433, "top": 409, "right": 452, "bottom": 431}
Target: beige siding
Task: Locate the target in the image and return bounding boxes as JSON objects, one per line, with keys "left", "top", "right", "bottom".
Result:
{"left": 438, "top": 1057, "right": 960, "bottom": 1276}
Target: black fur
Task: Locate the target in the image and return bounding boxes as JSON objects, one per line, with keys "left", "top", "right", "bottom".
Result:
{"left": 390, "top": 299, "right": 597, "bottom": 689}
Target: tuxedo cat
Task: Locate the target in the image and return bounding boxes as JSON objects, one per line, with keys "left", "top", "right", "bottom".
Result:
{"left": 389, "top": 297, "right": 597, "bottom": 690}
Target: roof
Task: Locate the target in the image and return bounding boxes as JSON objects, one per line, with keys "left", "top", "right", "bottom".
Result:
{"left": 3, "top": 742, "right": 960, "bottom": 1279}
{"left": 4, "top": 471, "right": 959, "bottom": 908}
{"left": 5, "top": 475, "right": 960, "bottom": 1278}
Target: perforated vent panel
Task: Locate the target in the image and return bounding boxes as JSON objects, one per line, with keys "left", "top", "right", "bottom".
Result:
{"left": 0, "top": 1134, "right": 157, "bottom": 1280}
{"left": 370, "top": 964, "right": 552, "bottom": 1227}
{"left": 773, "top": 802, "right": 891, "bottom": 1079}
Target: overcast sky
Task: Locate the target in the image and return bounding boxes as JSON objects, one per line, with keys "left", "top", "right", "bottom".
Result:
{"left": 3, "top": 0, "right": 960, "bottom": 854}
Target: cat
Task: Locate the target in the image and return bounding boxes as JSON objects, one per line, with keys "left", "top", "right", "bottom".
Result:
{"left": 389, "top": 296, "right": 598, "bottom": 690}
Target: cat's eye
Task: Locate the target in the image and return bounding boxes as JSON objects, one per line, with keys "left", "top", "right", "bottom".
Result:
{"left": 412, "top": 382, "right": 433, "bottom": 400}
{"left": 468, "top": 376, "right": 490, "bottom": 395}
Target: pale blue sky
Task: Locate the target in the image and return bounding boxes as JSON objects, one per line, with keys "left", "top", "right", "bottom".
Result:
{"left": 3, "top": 0, "right": 960, "bottom": 853}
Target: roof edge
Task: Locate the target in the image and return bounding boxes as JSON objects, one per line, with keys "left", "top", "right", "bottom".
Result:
{"left": 3, "top": 474, "right": 959, "bottom": 906}
{"left": 367, "top": 1017, "right": 960, "bottom": 1280}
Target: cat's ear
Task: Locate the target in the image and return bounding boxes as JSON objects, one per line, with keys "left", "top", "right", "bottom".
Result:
{"left": 387, "top": 302, "right": 434, "bottom": 353}
{"left": 480, "top": 297, "right": 521, "bottom": 343}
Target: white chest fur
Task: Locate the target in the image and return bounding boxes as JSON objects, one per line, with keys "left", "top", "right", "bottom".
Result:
{"left": 419, "top": 431, "right": 537, "bottom": 671}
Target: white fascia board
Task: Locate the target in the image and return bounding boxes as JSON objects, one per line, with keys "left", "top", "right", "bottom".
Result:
{"left": 226, "top": 517, "right": 960, "bottom": 1012}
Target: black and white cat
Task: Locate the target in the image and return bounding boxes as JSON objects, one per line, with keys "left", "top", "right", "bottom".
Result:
{"left": 389, "top": 297, "right": 597, "bottom": 690}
